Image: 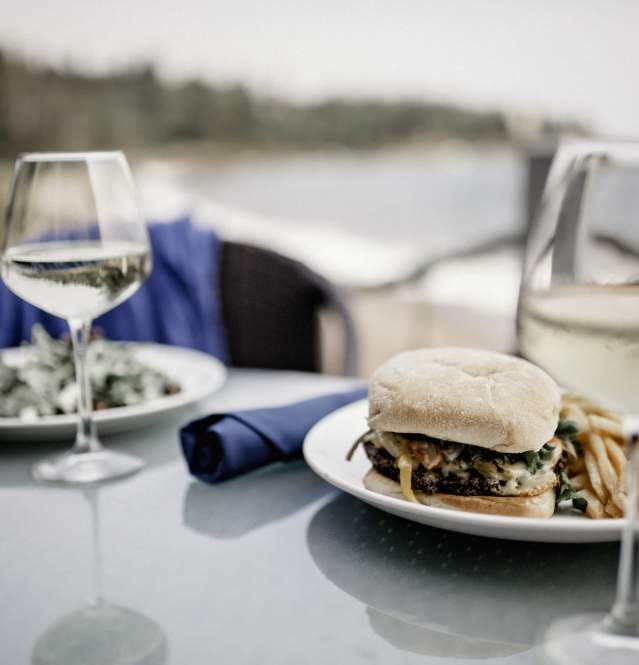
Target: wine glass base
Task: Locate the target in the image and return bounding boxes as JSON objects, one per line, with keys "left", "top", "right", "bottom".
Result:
{"left": 542, "top": 612, "right": 639, "bottom": 665}
{"left": 32, "top": 604, "right": 168, "bottom": 665}
{"left": 32, "top": 449, "right": 144, "bottom": 485}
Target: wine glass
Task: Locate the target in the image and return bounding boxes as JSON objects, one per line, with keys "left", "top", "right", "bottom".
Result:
{"left": 1, "top": 152, "right": 152, "bottom": 484}
{"left": 518, "top": 139, "right": 639, "bottom": 663}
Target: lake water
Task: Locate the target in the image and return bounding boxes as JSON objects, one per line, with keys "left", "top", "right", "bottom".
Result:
{"left": 171, "top": 143, "right": 525, "bottom": 260}
{"left": 136, "top": 143, "right": 527, "bottom": 362}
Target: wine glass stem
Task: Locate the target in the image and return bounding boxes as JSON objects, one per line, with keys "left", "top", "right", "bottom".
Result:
{"left": 605, "top": 422, "right": 639, "bottom": 637}
{"left": 68, "top": 319, "right": 101, "bottom": 454}
{"left": 85, "top": 488, "right": 105, "bottom": 606}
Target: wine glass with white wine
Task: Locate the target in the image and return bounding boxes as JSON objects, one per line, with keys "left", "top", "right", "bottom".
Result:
{"left": 518, "top": 139, "right": 639, "bottom": 663}
{"left": 1, "top": 152, "right": 152, "bottom": 484}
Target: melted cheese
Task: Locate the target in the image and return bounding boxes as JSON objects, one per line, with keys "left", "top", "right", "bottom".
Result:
{"left": 471, "top": 444, "right": 562, "bottom": 495}
{"left": 397, "top": 453, "right": 418, "bottom": 503}
{"left": 441, "top": 459, "right": 469, "bottom": 477}
{"left": 376, "top": 431, "right": 404, "bottom": 458}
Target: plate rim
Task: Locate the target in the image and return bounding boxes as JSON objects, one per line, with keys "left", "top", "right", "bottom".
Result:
{"left": 0, "top": 342, "right": 227, "bottom": 431}
{"left": 303, "top": 399, "right": 624, "bottom": 541}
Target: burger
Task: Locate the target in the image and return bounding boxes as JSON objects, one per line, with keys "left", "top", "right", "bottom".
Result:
{"left": 350, "top": 347, "right": 575, "bottom": 518}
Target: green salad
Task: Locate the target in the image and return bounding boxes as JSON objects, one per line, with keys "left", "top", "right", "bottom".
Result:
{"left": 0, "top": 325, "right": 180, "bottom": 419}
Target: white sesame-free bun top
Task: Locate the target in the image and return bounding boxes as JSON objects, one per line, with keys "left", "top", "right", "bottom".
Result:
{"left": 367, "top": 347, "right": 560, "bottom": 453}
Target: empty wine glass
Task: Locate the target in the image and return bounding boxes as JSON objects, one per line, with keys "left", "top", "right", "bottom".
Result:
{"left": 1, "top": 152, "right": 152, "bottom": 484}
{"left": 518, "top": 139, "right": 639, "bottom": 663}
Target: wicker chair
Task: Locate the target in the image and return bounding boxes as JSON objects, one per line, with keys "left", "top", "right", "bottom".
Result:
{"left": 219, "top": 242, "right": 357, "bottom": 375}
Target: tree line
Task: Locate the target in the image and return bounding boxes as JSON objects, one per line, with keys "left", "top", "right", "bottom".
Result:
{"left": 0, "top": 50, "right": 579, "bottom": 156}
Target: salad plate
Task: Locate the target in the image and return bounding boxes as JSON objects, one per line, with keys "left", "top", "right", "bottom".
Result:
{"left": 0, "top": 343, "right": 226, "bottom": 441}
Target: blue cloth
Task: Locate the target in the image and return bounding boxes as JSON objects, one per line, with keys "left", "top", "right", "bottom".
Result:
{"left": 180, "top": 387, "right": 367, "bottom": 482}
{"left": 0, "top": 219, "right": 229, "bottom": 362}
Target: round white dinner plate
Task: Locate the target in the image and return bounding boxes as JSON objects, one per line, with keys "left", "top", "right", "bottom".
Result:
{"left": 303, "top": 399, "right": 625, "bottom": 543}
{"left": 0, "top": 344, "right": 227, "bottom": 441}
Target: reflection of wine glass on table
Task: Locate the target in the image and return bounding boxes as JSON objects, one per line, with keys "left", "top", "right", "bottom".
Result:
{"left": 517, "top": 140, "right": 639, "bottom": 663}
{"left": 31, "top": 488, "right": 168, "bottom": 665}
{"left": 1, "top": 152, "right": 152, "bottom": 484}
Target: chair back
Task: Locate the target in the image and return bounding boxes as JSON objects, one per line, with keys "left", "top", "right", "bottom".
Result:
{"left": 220, "top": 242, "right": 356, "bottom": 375}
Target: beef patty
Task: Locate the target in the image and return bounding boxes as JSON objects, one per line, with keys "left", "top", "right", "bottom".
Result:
{"left": 364, "top": 441, "right": 502, "bottom": 496}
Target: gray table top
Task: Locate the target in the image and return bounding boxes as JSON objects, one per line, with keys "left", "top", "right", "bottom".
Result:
{"left": 0, "top": 369, "right": 620, "bottom": 665}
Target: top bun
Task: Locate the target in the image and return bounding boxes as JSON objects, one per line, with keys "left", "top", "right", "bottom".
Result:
{"left": 368, "top": 347, "right": 560, "bottom": 453}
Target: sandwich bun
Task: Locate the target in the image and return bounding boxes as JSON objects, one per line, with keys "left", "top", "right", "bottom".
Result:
{"left": 363, "top": 469, "right": 556, "bottom": 519}
{"left": 368, "top": 347, "right": 560, "bottom": 454}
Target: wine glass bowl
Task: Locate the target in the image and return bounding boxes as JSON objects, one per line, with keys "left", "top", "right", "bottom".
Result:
{"left": 2, "top": 152, "right": 151, "bottom": 321}
{"left": 517, "top": 139, "right": 639, "bottom": 662}
{"left": 1, "top": 152, "right": 152, "bottom": 484}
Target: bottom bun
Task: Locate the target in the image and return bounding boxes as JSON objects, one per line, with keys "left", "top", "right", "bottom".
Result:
{"left": 363, "top": 469, "right": 556, "bottom": 519}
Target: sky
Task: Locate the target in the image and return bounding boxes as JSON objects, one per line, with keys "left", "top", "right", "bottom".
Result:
{"left": 1, "top": 0, "right": 638, "bottom": 135}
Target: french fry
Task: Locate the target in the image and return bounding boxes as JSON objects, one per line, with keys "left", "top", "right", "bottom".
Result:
{"left": 569, "top": 472, "right": 588, "bottom": 491}
{"left": 560, "top": 404, "right": 576, "bottom": 421}
{"left": 567, "top": 457, "right": 585, "bottom": 474}
{"left": 604, "top": 499, "right": 623, "bottom": 518}
{"left": 603, "top": 437, "right": 628, "bottom": 514}
{"left": 583, "top": 445, "right": 609, "bottom": 504}
{"left": 559, "top": 393, "right": 628, "bottom": 520}
{"left": 588, "top": 414, "right": 623, "bottom": 440}
{"left": 562, "top": 392, "right": 589, "bottom": 405}
{"left": 612, "top": 491, "right": 627, "bottom": 514}
{"left": 588, "top": 433, "right": 619, "bottom": 499}
{"left": 563, "top": 393, "right": 620, "bottom": 419}
{"left": 563, "top": 404, "right": 591, "bottom": 433}
{"left": 620, "top": 462, "right": 629, "bottom": 490}
{"left": 576, "top": 487, "right": 605, "bottom": 520}
{"left": 604, "top": 437, "right": 627, "bottom": 477}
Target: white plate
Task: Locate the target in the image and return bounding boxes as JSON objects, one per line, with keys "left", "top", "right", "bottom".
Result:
{"left": 303, "top": 399, "right": 625, "bottom": 543}
{"left": 0, "top": 344, "right": 227, "bottom": 441}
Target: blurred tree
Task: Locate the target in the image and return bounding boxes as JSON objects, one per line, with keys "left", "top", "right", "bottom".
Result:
{"left": 170, "top": 80, "right": 213, "bottom": 140}
{"left": 218, "top": 84, "right": 257, "bottom": 141}
{"left": 0, "top": 50, "right": 582, "bottom": 157}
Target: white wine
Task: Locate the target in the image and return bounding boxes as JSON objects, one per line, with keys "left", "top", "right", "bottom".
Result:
{"left": 1, "top": 241, "right": 151, "bottom": 320}
{"left": 518, "top": 286, "right": 639, "bottom": 413}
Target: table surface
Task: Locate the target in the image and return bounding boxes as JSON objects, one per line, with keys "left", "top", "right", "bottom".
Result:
{"left": 0, "top": 369, "right": 621, "bottom": 665}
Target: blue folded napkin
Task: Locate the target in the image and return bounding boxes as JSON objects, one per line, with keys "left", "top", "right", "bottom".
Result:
{"left": 0, "top": 218, "right": 228, "bottom": 362}
{"left": 180, "top": 387, "right": 367, "bottom": 482}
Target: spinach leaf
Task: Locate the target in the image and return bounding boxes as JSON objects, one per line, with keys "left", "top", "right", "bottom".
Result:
{"left": 539, "top": 442, "right": 556, "bottom": 460}
{"left": 555, "top": 420, "right": 579, "bottom": 441}
{"left": 555, "top": 470, "right": 589, "bottom": 513}
{"left": 572, "top": 497, "right": 588, "bottom": 512}
{"left": 346, "top": 430, "right": 372, "bottom": 461}
{"left": 523, "top": 451, "right": 542, "bottom": 474}
{"left": 556, "top": 471, "right": 575, "bottom": 503}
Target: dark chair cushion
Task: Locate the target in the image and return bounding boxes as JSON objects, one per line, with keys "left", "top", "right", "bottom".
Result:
{"left": 220, "top": 242, "right": 328, "bottom": 372}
